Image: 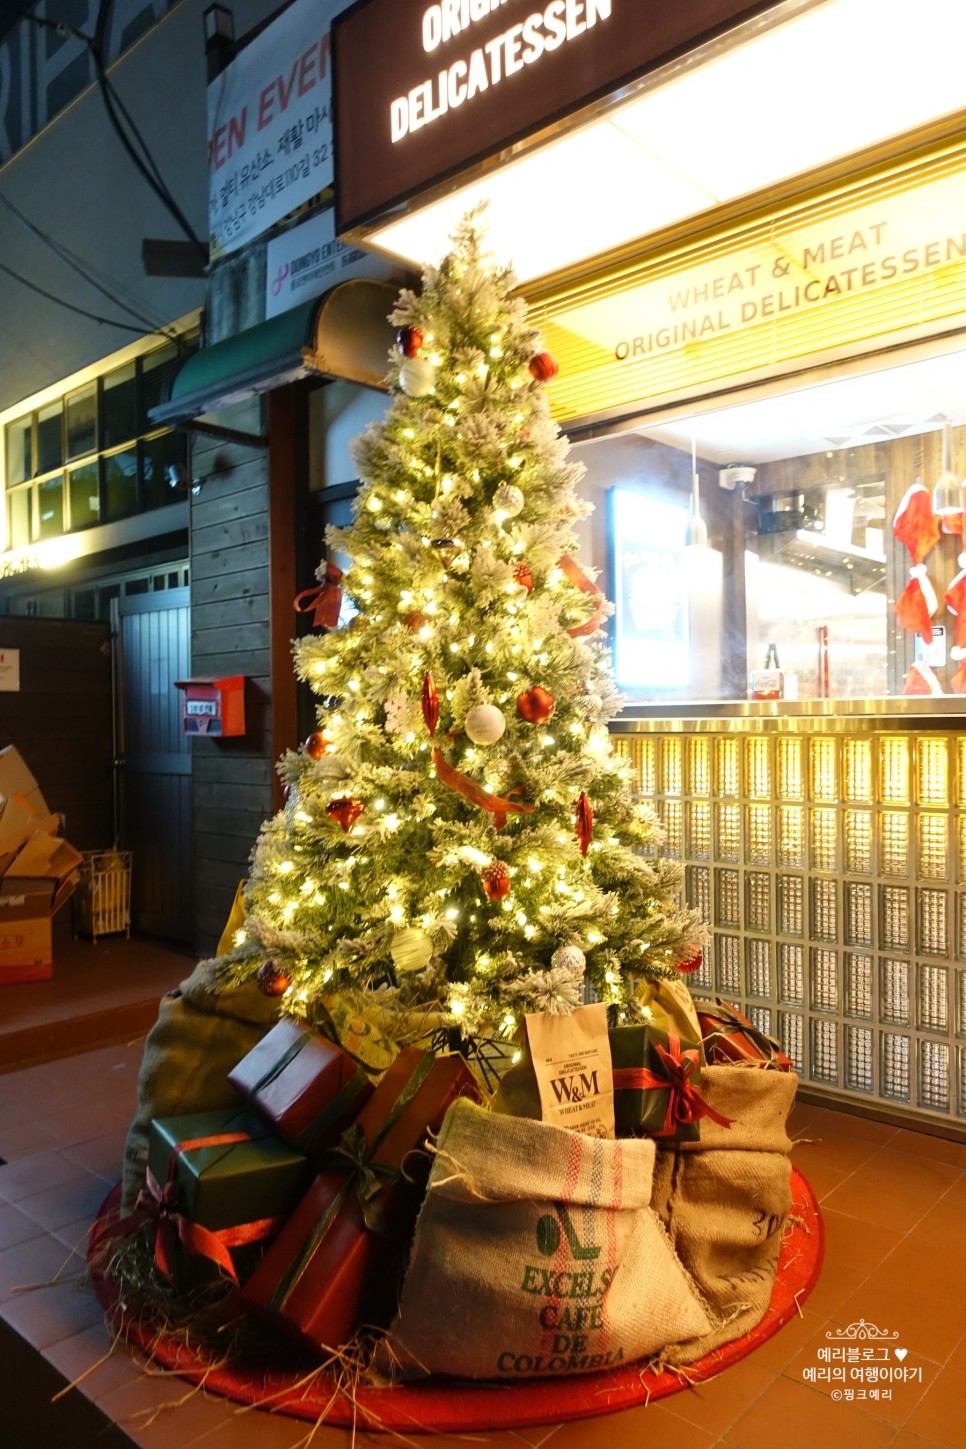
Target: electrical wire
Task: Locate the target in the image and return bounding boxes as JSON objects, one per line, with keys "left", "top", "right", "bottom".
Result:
{"left": 0, "top": 190, "right": 175, "bottom": 339}
{"left": 0, "top": 253, "right": 164, "bottom": 334}
{"left": 29, "top": 6, "right": 208, "bottom": 262}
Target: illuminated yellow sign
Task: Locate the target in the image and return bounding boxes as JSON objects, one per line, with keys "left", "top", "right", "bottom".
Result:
{"left": 529, "top": 140, "right": 966, "bottom": 423}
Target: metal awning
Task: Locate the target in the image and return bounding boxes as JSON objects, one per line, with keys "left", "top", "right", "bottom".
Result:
{"left": 150, "top": 278, "right": 399, "bottom": 427}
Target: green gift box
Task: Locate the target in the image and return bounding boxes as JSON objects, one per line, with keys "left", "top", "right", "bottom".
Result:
{"left": 610, "top": 1024, "right": 708, "bottom": 1142}
{"left": 145, "top": 1107, "right": 313, "bottom": 1284}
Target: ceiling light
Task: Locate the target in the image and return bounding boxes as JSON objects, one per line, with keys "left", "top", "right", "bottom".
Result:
{"left": 363, "top": 0, "right": 966, "bottom": 284}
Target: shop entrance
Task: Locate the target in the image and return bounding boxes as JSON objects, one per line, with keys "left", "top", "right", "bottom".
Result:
{"left": 113, "top": 588, "right": 192, "bottom": 944}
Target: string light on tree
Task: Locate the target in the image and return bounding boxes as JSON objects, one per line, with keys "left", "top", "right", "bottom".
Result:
{"left": 212, "top": 212, "right": 706, "bottom": 1037}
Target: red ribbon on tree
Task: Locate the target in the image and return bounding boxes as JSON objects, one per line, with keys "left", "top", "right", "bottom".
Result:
{"left": 421, "top": 672, "right": 439, "bottom": 735}
{"left": 294, "top": 562, "right": 344, "bottom": 629}
{"left": 133, "top": 1131, "right": 282, "bottom": 1284}
{"left": 612, "top": 1035, "right": 733, "bottom": 1137}
{"left": 432, "top": 748, "right": 536, "bottom": 829}
{"left": 558, "top": 553, "right": 606, "bottom": 638}
{"left": 574, "top": 791, "right": 593, "bottom": 856}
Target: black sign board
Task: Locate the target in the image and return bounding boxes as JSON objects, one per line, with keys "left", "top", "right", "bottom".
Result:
{"left": 333, "top": 0, "right": 782, "bottom": 233}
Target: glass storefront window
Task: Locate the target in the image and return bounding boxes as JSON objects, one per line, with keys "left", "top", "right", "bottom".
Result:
{"left": 141, "top": 431, "right": 179, "bottom": 511}
{"left": 102, "top": 362, "right": 138, "bottom": 449}
{"left": 37, "top": 476, "right": 64, "bottom": 539}
{"left": 7, "top": 486, "right": 31, "bottom": 547}
{"left": 140, "top": 343, "right": 179, "bottom": 428}
{"left": 3, "top": 338, "right": 192, "bottom": 557}
{"left": 68, "top": 460, "right": 100, "bottom": 530}
{"left": 103, "top": 447, "right": 138, "bottom": 519}
{"left": 575, "top": 346, "right": 966, "bottom": 703}
{"left": 66, "top": 382, "right": 97, "bottom": 459}
{"left": 5, "top": 416, "right": 32, "bottom": 486}
{"left": 36, "top": 401, "right": 63, "bottom": 475}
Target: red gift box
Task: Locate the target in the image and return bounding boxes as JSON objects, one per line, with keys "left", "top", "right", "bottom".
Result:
{"left": 228, "top": 1018, "right": 373, "bottom": 1157}
{"left": 239, "top": 1047, "right": 481, "bottom": 1353}
{"left": 695, "top": 997, "right": 793, "bottom": 1071}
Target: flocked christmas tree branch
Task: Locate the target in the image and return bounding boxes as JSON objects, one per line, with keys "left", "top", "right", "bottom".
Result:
{"left": 210, "top": 212, "right": 707, "bottom": 1043}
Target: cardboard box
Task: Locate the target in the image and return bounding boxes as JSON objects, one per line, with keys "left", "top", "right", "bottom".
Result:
{"left": 0, "top": 878, "right": 54, "bottom": 985}
{"left": 0, "top": 747, "right": 82, "bottom": 981}
{"left": 0, "top": 746, "right": 49, "bottom": 818}
{"left": 0, "top": 793, "right": 37, "bottom": 876}
{"left": 8, "top": 829, "right": 83, "bottom": 882}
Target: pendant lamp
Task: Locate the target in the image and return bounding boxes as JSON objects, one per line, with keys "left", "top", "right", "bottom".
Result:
{"left": 932, "top": 421, "right": 960, "bottom": 516}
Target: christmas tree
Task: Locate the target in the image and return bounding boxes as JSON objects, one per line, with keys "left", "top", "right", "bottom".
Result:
{"left": 214, "top": 214, "right": 706, "bottom": 1043}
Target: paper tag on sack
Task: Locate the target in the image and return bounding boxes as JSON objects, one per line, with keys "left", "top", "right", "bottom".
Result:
{"left": 525, "top": 1003, "right": 615, "bottom": 1138}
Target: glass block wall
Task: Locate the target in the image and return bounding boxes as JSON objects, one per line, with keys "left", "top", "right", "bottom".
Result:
{"left": 611, "top": 725, "right": 966, "bottom": 1126}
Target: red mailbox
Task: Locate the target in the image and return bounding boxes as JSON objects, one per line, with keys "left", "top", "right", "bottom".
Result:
{"left": 174, "top": 675, "right": 246, "bottom": 737}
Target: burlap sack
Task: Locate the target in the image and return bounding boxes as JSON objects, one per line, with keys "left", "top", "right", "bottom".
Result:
{"left": 380, "top": 1099, "right": 714, "bottom": 1380}
{"left": 120, "top": 961, "right": 283, "bottom": 1212}
{"left": 649, "top": 1064, "right": 799, "bottom": 1364}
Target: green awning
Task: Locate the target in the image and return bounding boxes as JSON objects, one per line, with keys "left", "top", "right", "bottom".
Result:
{"left": 151, "top": 278, "right": 398, "bottom": 426}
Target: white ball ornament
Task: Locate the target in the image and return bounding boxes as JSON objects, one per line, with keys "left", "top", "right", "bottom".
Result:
{"left": 551, "top": 945, "right": 587, "bottom": 975}
{"left": 390, "top": 927, "right": 434, "bottom": 973}
{"left": 464, "top": 703, "right": 506, "bottom": 745}
{"left": 493, "top": 482, "right": 525, "bottom": 517}
{"left": 399, "top": 356, "right": 436, "bottom": 396}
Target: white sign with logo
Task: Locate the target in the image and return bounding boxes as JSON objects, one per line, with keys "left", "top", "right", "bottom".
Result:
{"left": 207, "top": 0, "right": 343, "bottom": 259}
{"left": 0, "top": 649, "right": 20, "bottom": 692}
{"left": 265, "top": 209, "right": 399, "bottom": 318}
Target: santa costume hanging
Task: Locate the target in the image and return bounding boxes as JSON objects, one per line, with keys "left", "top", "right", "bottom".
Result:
{"left": 944, "top": 555, "right": 966, "bottom": 693}
{"left": 892, "top": 481, "right": 941, "bottom": 644}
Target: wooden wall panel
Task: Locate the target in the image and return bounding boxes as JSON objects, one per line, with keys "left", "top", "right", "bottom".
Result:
{"left": 188, "top": 425, "right": 276, "bottom": 955}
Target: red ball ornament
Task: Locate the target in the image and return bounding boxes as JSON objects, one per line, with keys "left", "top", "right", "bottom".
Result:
{"left": 676, "top": 949, "right": 704, "bottom": 975}
{"left": 514, "top": 562, "right": 535, "bottom": 593}
{"left": 257, "top": 960, "right": 291, "bottom": 997}
{"left": 396, "top": 324, "right": 424, "bottom": 358}
{"left": 422, "top": 672, "right": 439, "bottom": 736}
{"left": 529, "top": 351, "right": 559, "bottom": 383}
{"left": 304, "top": 731, "right": 329, "bottom": 760}
{"left": 326, "top": 796, "right": 364, "bottom": 833}
{"left": 481, "top": 860, "right": 511, "bottom": 901}
{"left": 517, "top": 685, "right": 555, "bottom": 724}
{"left": 574, "top": 791, "right": 593, "bottom": 858}
{"left": 402, "top": 610, "right": 430, "bottom": 632}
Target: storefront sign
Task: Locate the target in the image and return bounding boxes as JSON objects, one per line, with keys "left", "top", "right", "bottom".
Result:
{"left": 265, "top": 210, "right": 399, "bottom": 318}
{"left": 530, "top": 149, "right": 966, "bottom": 423}
{"left": 208, "top": 0, "right": 343, "bottom": 260}
{"left": 333, "top": 0, "right": 781, "bottom": 231}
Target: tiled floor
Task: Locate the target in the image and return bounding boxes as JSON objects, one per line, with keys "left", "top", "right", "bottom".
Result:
{"left": 0, "top": 927, "right": 193, "bottom": 1073}
{"left": 0, "top": 979, "right": 964, "bottom": 1447}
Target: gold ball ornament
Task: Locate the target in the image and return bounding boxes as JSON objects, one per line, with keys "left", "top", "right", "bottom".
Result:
{"left": 390, "top": 927, "right": 434, "bottom": 973}
{"left": 464, "top": 703, "right": 506, "bottom": 745}
{"left": 399, "top": 356, "right": 436, "bottom": 396}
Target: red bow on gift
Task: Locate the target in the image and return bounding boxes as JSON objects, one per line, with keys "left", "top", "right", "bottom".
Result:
{"left": 133, "top": 1130, "right": 283, "bottom": 1284}
{"left": 294, "top": 562, "right": 344, "bottom": 629}
{"left": 136, "top": 1165, "right": 241, "bottom": 1283}
{"left": 612, "top": 1034, "right": 733, "bottom": 1137}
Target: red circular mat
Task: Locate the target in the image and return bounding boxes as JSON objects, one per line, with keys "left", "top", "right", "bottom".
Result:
{"left": 89, "top": 1168, "right": 822, "bottom": 1433}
